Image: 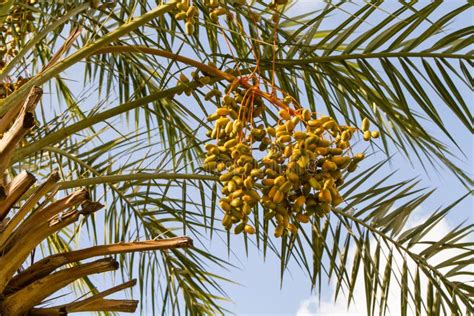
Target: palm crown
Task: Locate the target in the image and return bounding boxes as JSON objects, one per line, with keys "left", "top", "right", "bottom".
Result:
{"left": 0, "top": 1, "right": 472, "bottom": 315}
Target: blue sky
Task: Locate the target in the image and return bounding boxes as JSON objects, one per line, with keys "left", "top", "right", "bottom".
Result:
{"left": 208, "top": 2, "right": 473, "bottom": 315}
{"left": 36, "top": 1, "right": 472, "bottom": 315}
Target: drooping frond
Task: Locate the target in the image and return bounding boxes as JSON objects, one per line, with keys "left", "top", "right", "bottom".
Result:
{"left": 0, "top": 0, "right": 471, "bottom": 315}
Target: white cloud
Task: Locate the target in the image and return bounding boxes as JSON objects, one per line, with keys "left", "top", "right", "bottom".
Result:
{"left": 297, "top": 296, "right": 363, "bottom": 316}
{"left": 296, "top": 214, "right": 472, "bottom": 316}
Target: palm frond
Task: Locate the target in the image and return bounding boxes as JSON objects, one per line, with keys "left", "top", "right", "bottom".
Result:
{"left": 1, "top": 1, "right": 472, "bottom": 314}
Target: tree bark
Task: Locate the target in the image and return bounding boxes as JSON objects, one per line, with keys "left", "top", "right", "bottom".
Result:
{"left": 27, "top": 280, "right": 137, "bottom": 314}
{"left": 6, "top": 237, "right": 192, "bottom": 293}
{"left": 2, "top": 258, "right": 119, "bottom": 315}
{"left": 0, "top": 171, "right": 36, "bottom": 221}
{"left": 0, "top": 190, "right": 92, "bottom": 292}
{"left": 0, "top": 170, "right": 59, "bottom": 247}
{"left": 0, "top": 87, "right": 42, "bottom": 177}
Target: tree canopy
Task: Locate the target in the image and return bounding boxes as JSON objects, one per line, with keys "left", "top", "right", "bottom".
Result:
{"left": 0, "top": 1, "right": 472, "bottom": 315}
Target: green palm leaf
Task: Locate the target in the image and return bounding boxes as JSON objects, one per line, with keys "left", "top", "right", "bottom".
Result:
{"left": 1, "top": 1, "right": 472, "bottom": 314}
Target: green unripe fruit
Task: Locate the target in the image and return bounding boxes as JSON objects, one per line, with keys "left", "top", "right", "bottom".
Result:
{"left": 361, "top": 118, "right": 370, "bottom": 131}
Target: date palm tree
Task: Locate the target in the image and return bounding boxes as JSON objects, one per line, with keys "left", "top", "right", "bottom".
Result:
{"left": 0, "top": 1, "right": 472, "bottom": 315}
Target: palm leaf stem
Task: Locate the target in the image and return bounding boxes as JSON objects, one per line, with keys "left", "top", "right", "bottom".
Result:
{"left": 58, "top": 172, "right": 219, "bottom": 189}
{"left": 0, "top": 3, "right": 91, "bottom": 81}
{"left": 250, "top": 52, "right": 474, "bottom": 65}
{"left": 0, "top": 2, "right": 178, "bottom": 116}
{"left": 333, "top": 208, "right": 472, "bottom": 313}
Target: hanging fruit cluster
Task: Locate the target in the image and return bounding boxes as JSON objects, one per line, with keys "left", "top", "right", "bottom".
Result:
{"left": 206, "top": 0, "right": 227, "bottom": 23}
{"left": 206, "top": 0, "right": 246, "bottom": 22}
{"left": 203, "top": 84, "right": 375, "bottom": 238}
{"left": 176, "top": 64, "right": 219, "bottom": 96}
{"left": 361, "top": 117, "right": 380, "bottom": 141}
{"left": 0, "top": 0, "right": 39, "bottom": 66}
{"left": 171, "top": 0, "right": 199, "bottom": 35}
{"left": 171, "top": 0, "right": 247, "bottom": 35}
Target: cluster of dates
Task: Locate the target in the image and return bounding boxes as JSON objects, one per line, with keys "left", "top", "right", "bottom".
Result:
{"left": 171, "top": 0, "right": 248, "bottom": 35}
{"left": 0, "top": 0, "right": 39, "bottom": 66}
{"left": 204, "top": 87, "right": 373, "bottom": 237}
{"left": 171, "top": 0, "right": 199, "bottom": 35}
